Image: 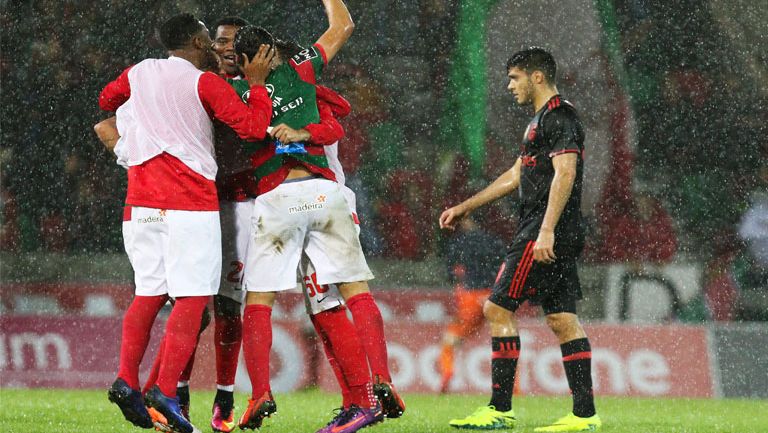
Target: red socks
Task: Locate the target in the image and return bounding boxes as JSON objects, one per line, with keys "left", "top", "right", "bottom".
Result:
{"left": 242, "top": 304, "right": 272, "bottom": 398}
{"left": 156, "top": 296, "right": 209, "bottom": 396}
{"left": 346, "top": 293, "right": 391, "bottom": 382}
{"left": 215, "top": 313, "right": 242, "bottom": 387}
{"left": 118, "top": 295, "right": 169, "bottom": 390}
{"left": 142, "top": 336, "right": 164, "bottom": 395}
{"left": 312, "top": 307, "right": 375, "bottom": 408}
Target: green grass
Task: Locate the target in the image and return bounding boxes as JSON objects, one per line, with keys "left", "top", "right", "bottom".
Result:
{"left": 1, "top": 388, "right": 766, "bottom": 433}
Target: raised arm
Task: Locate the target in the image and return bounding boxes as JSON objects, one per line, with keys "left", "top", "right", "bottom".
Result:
{"left": 439, "top": 158, "right": 522, "bottom": 230}
{"left": 315, "top": 0, "right": 354, "bottom": 63}
{"left": 94, "top": 116, "right": 119, "bottom": 152}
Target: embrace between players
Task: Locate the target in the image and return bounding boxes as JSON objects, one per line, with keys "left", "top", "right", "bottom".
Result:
{"left": 97, "top": 1, "right": 601, "bottom": 433}
{"left": 96, "top": 2, "right": 404, "bottom": 433}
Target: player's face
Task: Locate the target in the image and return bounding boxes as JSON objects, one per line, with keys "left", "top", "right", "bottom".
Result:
{"left": 507, "top": 67, "right": 533, "bottom": 106}
{"left": 199, "top": 28, "right": 220, "bottom": 73}
{"left": 214, "top": 25, "right": 241, "bottom": 75}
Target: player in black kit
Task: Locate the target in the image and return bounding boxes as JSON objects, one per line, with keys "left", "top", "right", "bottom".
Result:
{"left": 439, "top": 47, "right": 601, "bottom": 432}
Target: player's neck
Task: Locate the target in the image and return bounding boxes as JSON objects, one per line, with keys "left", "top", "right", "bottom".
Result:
{"left": 532, "top": 86, "right": 559, "bottom": 112}
{"left": 168, "top": 49, "right": 202, "bottom": 70}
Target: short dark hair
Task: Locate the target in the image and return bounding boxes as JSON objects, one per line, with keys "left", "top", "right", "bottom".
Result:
{"left": 506, "top": 47, "right": 557, "bottom": 84}
{"left": 275, "top": 38, "right": 305, "bottom": 59}
{"left": 234, "top": 25, "right": 275, "bottom": 62}
{"left": 212, "top": 16, "right": 249, "bottom": 31}
{"left": 159, "top": 13, "right": 205, "bottom": 51}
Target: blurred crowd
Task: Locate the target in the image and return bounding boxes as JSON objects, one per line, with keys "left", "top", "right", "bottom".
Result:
{"left": 1, "top": 1, "right": 765, "bottom": 320}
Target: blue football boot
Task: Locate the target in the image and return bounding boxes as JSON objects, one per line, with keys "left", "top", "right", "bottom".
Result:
{"left": 144, "top": 385, "right": 201, "bottom": 433}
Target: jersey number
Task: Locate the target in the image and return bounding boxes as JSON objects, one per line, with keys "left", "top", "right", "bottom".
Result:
{"left": 226, "top": 261, "right": 244, "bottom": 284}
{"left": 303, "top": 272, "right": 329, "bottom": 297}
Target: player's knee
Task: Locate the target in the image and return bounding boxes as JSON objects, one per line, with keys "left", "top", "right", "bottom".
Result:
{"left": 338, "top": 281, "right": 370, "bottom": 299}
{"left": 483, "top": 300, "right": 511, "bottom": 325}
{"left": 245, "top": 291, "right": 276, "bottom": 307}
{"left": 214, "top": 295, "right": 242, "bottom": 317}
{"left": 546, "top": 313, "right": 580, "bottom": 338}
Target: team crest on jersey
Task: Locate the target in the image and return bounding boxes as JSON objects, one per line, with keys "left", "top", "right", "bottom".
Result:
{"left": 291, "top": 48, "right": 317, "bottom": 65}
{"left": 265, "top": 84, "right": 275, "bottom": 97}
{"left": 525, "top": 123, "right": 538, "bottom": 141}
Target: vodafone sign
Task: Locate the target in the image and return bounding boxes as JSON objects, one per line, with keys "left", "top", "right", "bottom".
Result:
{"left": 335, "top": 323, "right": 712, "bottom": 397}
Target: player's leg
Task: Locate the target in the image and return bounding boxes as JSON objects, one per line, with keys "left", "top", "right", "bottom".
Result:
{"left": 237, "top": 186, "right": 307, "bottom": 430}
{"left": 210, "top": 295, "right": 241, "bottom": 432}
{"left": 301, "top": 256, "right": 381, "bottom": 432}
{"left": 211, "top": 199, "right": 251, "bottom": 433}
{"left": 109, "top": 206, "right": 169, "bottom": 429}
{"left": 535, "top": 259, "right": 600, "bottom": 433}
{"left": 449, "top": 243, "right": 533, "bottom": 430}
{"left": 304, "top": 179, "right": 400, "bottom": 420}
{"left": 175, "top": 305, "right": 211, "bottom": 420}
{"left": 144, "top": 209, "right": 221, "bottom": 433}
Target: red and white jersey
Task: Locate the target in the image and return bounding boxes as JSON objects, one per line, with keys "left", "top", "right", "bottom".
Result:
{"left": 99, "top": 56, "right": 272, "bottom": 211}
{"left": 114, "top": 57, "right": 216, "bottom": 180}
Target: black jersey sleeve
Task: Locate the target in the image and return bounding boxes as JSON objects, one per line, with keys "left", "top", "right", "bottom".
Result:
{"left": 542, "top": 107, "right": 584, "bottom": 158}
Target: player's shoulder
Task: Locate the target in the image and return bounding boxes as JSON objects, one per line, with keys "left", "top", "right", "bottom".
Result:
{"left": 542, "top": 97, "right": 582, "bottom": 125}
{"left": 289, "top": 44, "right": 323, "bottom": 66}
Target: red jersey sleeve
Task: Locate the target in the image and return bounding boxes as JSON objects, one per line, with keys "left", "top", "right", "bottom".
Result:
{"left": 197, "top": 72, "right": 272, "bottom": 142}
{"left": 99, "top": 66, "right": 132, "bottom": 111}
{"left": 315, "top": 85, "right": 351, "bottom": 118}
{"left": 304, "top": 101, "right": 345, "bottom": 145}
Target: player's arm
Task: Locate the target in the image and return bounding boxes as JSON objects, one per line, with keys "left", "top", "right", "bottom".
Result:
{"left": 94, "top": 116, "right": 119, "bottom": 152}
{"left": 534, "top": 153, "right": 577, "bottom": 263}
{"left": 199, "top": 45, "right": 274, "bottom": 141}
{"left": 98, "top": 66, "right": 132, "bottom": 111}
{"left": 314, "top": 0, "right": 354, "bottom": 63}
{"left": 271, "top": 101, "right": 344, "bottom": 145}
{"left": 439, "top": 158, "right": 522, "bottom": 230}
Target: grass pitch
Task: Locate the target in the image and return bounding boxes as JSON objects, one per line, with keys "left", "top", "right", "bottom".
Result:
{"left": 1, "top": 388, "right": 766, "bottom": 433}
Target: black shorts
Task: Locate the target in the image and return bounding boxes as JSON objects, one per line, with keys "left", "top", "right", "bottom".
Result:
{"left": 488, "top": 240, "right": 583, "bottom": 315}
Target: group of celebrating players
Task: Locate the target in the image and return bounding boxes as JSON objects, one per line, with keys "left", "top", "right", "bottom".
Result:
{"left": 96, "top": 1, "right": 405, "bottom": 433}
{"left": 96, "top": 0, "right": 603, "bottom": 432}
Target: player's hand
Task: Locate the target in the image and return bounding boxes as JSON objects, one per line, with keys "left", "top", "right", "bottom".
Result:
{"left": 270, "top": 124, "right": 311, "bottom": 143}
{"left": 242, "top": 44, "right": 275, "bottom": 86}
{"left": 533, "top": 229, "right": 556, "bottom": 264}
{"left": 439, "top": 204, "right": 469, "bottom": 230}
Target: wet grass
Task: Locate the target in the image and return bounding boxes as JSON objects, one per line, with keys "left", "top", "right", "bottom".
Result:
{"left": 1, "top": 388, "right": 766, "bottom": 433}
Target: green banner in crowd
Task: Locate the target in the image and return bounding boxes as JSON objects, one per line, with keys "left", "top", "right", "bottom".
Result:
{"left": 441, "top": 0, "right": 499, "bottom": 178}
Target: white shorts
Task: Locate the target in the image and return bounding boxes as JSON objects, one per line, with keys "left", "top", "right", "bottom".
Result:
{"left": 217, "top": 200, "right": 254, "bottom": 303}
{"left": 122, "top": 206, "right": 221, "bottom": 297}
{"left": 298, "top": 185, "right": 358, "bottom": 315}
{"left": 244, "top": 178, "right": 373, "bottom": 292}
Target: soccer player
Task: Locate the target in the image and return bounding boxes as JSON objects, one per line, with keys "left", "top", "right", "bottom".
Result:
{"left": 98, "top": 13, "right": 274, "bottom": 433}
{"left": 439, "top": 47, "right": 601, "bottom": 432}
{"left": 210, "top": 20, "right": 357, "bottom": 433}
{"left": 232, "top": 2, "right": 404, "bottom": 431}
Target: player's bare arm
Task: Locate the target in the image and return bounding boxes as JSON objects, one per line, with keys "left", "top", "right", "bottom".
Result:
{"left": 315, "top": 0, "right": 354, "bottom": 62}
{"left": 439, "top": 158, "right": 522, "bottom": 230}
{"left": 270, "top": 124, "right": 311, "bottom": 143}
{"left": 241, "top": 44, "right": 276, "bottom": 86}
{"left": 534, "top": 152, "right": 578, "bottom": 264}
{"left": 94, "top": 116, "right": 119, "bottom": 152}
